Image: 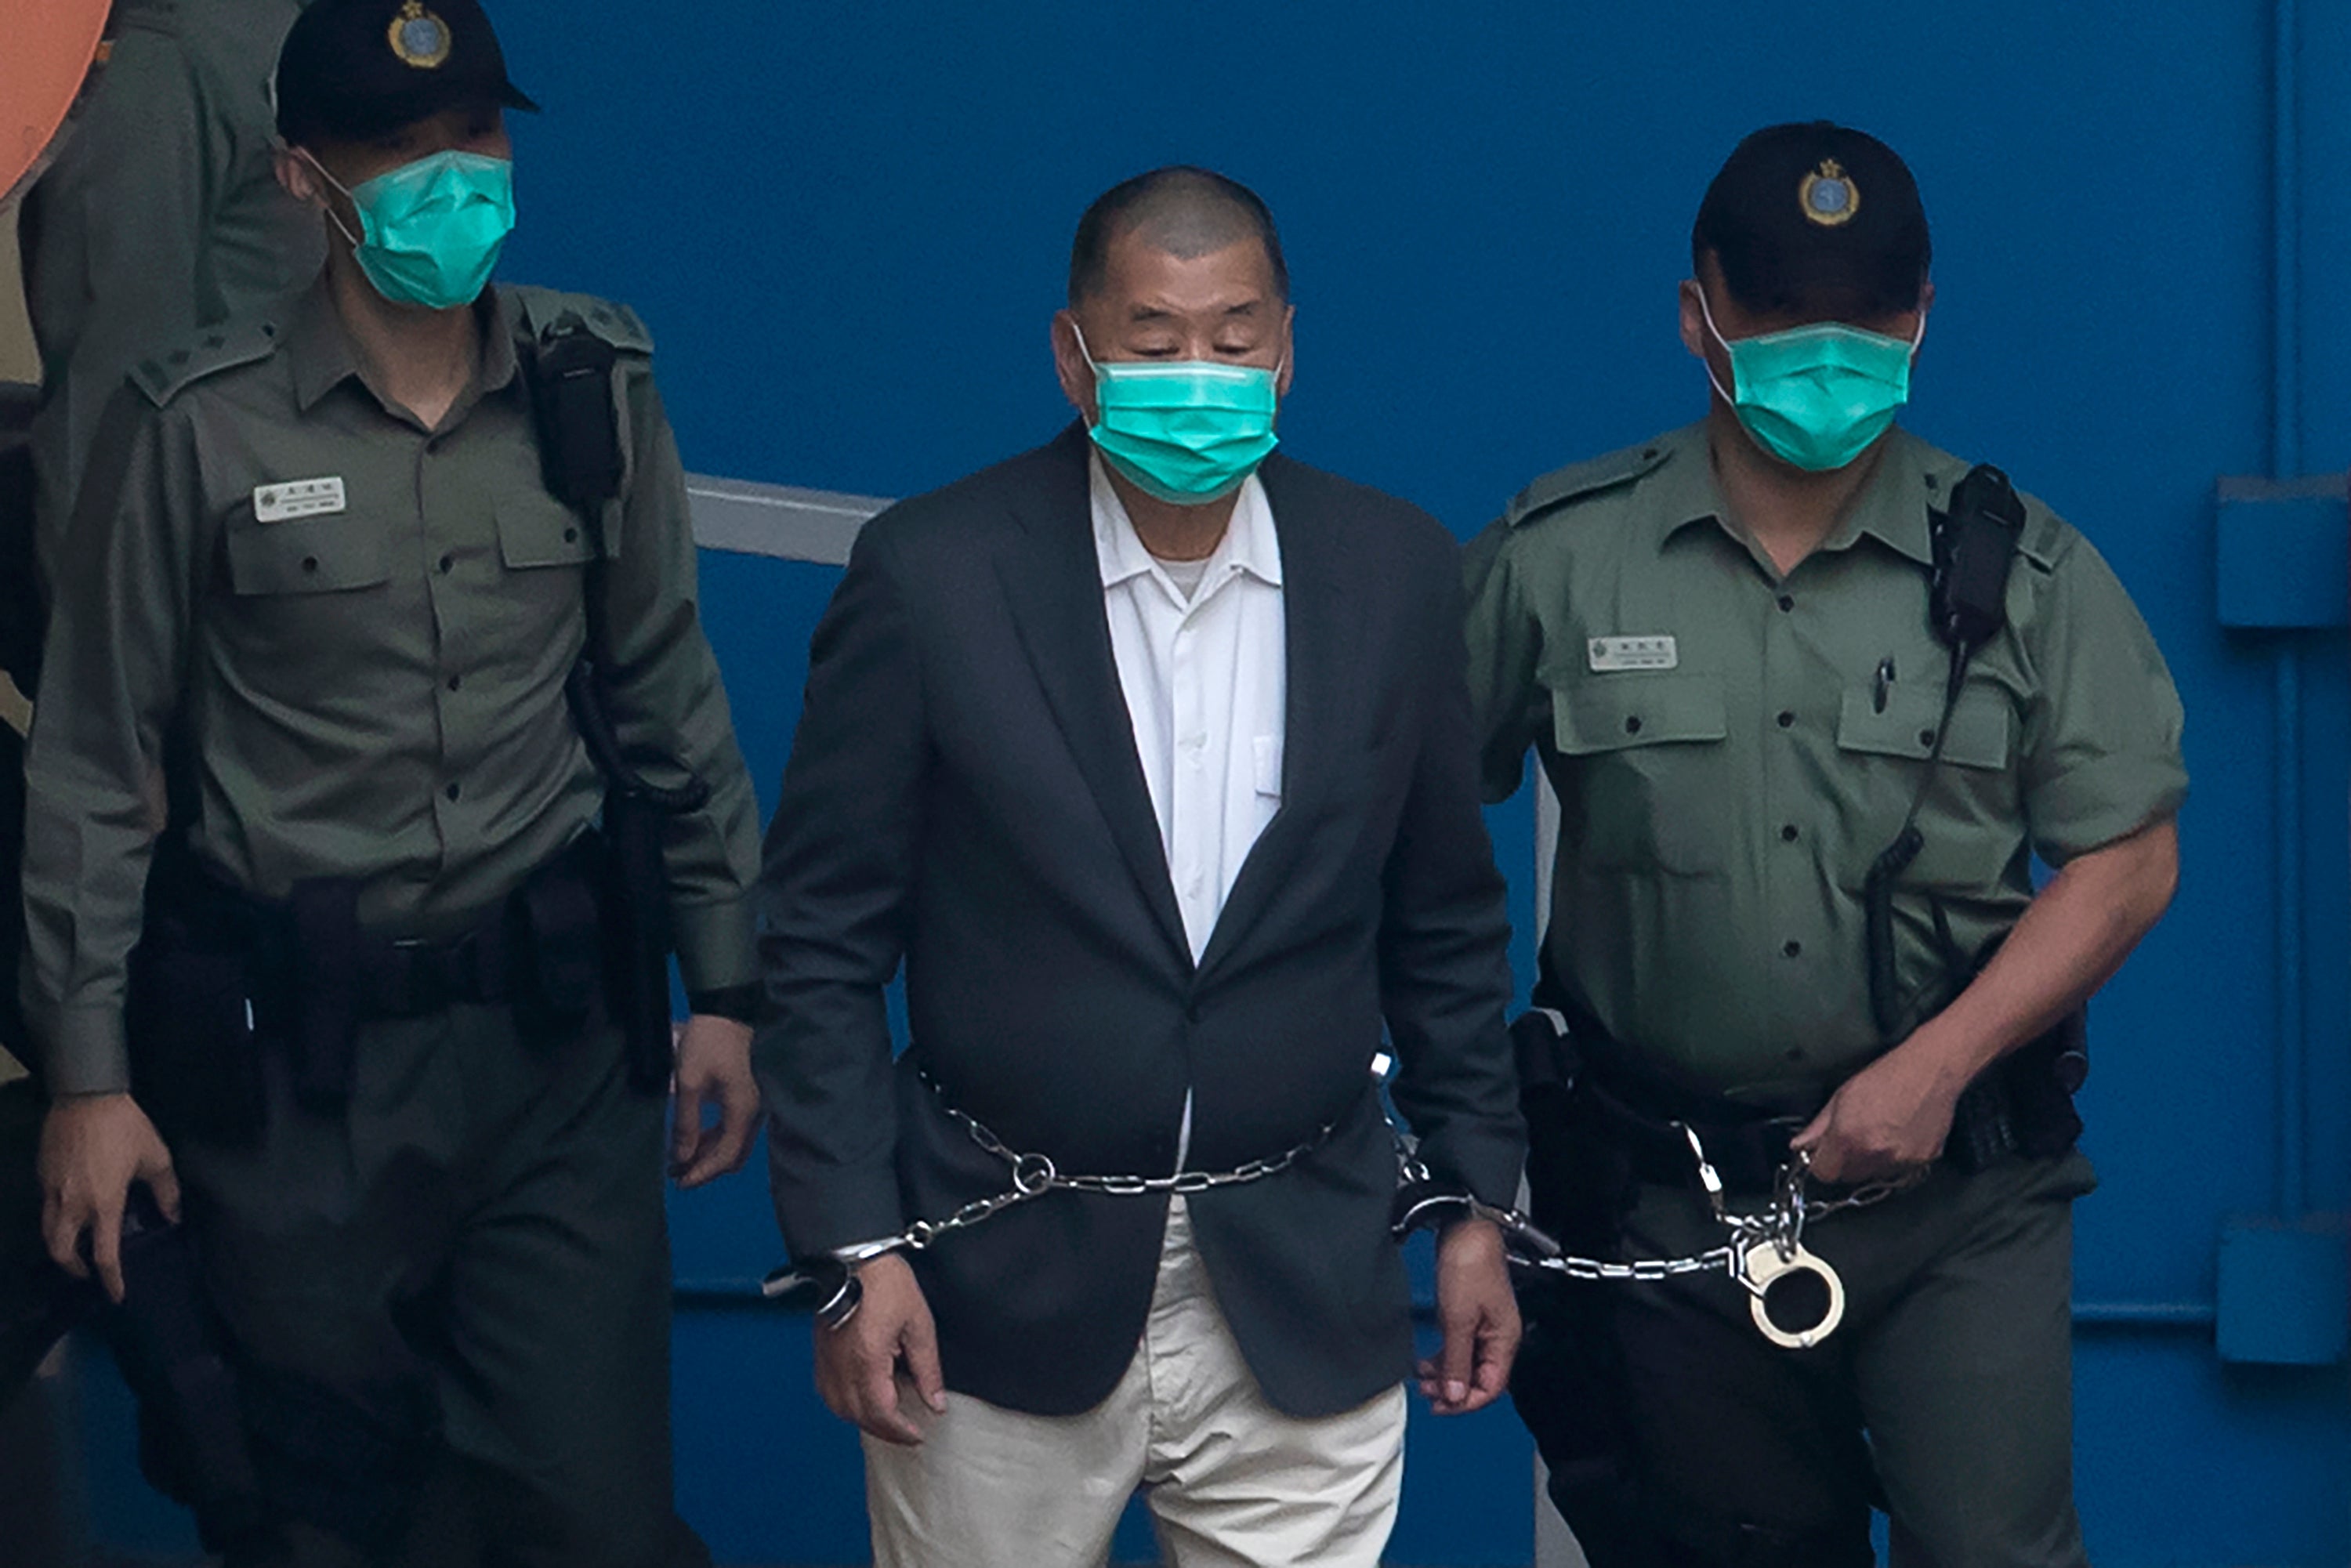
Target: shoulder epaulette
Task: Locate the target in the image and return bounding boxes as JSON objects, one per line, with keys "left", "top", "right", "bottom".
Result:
{"left": 502, "top": 284, "right": 654, "bottom": 355}
{"left": 130, "top": 318, "right": 281, "bottom": 407}
{"left": 1505, "top": 439, "right": 1672, "bottom": 527}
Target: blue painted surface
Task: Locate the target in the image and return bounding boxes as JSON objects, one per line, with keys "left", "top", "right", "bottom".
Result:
{"left": 74, "top": 0, "right": 2351, "bottom": 1562}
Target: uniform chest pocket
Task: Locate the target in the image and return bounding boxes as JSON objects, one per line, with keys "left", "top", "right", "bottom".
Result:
{"left": 1835, "top": 681, "right": 2020, "bottom": 889}
{"left": 1834, "top": 683, "right": 2012, "bottom": 771}
{"left": 494, "top": 494, "right": 602, "bottom": 569}
{"left": 1549, "top": 672, "right": 1730, "bottom": 877}
{"left": 225, "top": 514, "right": 389, "bottom": 596}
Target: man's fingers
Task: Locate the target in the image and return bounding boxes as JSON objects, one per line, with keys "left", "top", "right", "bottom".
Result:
{"left": 902, "top": 1307, "right": 947, "bottom": 1415}
{"left": 90, "top": 1203, "right": 126, "bottom": 1304}
{"left": 1436, "top": 1310, "right": 1476, "bottom": 1407}
{"left": 146, "top": 1161, "right": 183, "bottom": 1226}
{"left": 670, "top": 1081, "right": 707, "bottom": 1169}
{"left": 857, "top": 1354, "right": 923, "bottom": 1446}
{"left": 44, "top": 1200, "right": 90, "bottom": 1280}
{"left": 1790, "top": 1106, "right": 1831, "bottom": 1150}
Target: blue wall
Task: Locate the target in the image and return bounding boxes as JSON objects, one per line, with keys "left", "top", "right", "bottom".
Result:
{"left": 83, "top": 1, "right": 2351, "bottom": 1562}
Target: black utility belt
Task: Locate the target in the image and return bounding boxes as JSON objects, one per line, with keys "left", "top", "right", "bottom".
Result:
{"left": 1568, "top": 1018, "right": 2086, "bottom": 1197}
{"left": 126, "top": 833, "right": 616, "bottom": 1144}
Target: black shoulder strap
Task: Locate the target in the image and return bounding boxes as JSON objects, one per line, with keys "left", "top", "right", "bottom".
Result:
{"left": 1864, "top": 462, "right": 2027, "bottom": 1040}
{"left": 516, "top": 313, "right": 708, "bottom": 815}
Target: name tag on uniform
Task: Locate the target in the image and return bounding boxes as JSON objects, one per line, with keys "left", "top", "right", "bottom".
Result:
{"left": 252, "top": 477, "right": 346, "bottom": 523}
{"left": 1588, "top": 635, "right": 1678, "bottom": 672}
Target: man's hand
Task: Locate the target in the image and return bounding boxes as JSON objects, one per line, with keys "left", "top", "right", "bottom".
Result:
{"left": 813, "top": 1254, "right": 946, "bottom": 1446}
{"left": 671, "top": 1015, "right": 760, "bottom": 1187}
{"left": 1791, "top": 1037, "right": 1965, "bottom": 1185}
{"left": 39, "top": 1092, "right": 179, "bottom": 1303}
{"left": 1418, "top": 1217, "right": 1520, "bottom": 1414}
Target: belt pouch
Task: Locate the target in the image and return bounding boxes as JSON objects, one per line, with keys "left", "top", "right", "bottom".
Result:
{"left": 285, "top": 879, "right": 360, "bottom": 1116}
{"left": 599, "top": 798, "right": 677, "bottom": 1094}
{"left": 2004, "top": 1012, "right": 2087, "bottom": 1160}
{"left": 514, "top": 850, "right": 602, "bottom": 1042}
{"left": 126, "top": 904, "right": 265, "bottom": 1147}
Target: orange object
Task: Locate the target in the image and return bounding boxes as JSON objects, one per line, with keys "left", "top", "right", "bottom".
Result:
{"left": 2, "top": 0, "right": 114, "bottom": 208}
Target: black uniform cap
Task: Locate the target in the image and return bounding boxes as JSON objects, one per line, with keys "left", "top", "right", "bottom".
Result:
{"left": 1693, "top": 121, "right": 1929, "bottom": 317}
{"left": 275, "top": 0, "right": 538, "bottom": 147}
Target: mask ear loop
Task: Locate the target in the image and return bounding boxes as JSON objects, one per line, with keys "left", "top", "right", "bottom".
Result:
{"left": 1694, "top": 285, "right": 1741, "bottom": 410}
{"left": 284, "top": 141, "right": 365, "bottom": 252}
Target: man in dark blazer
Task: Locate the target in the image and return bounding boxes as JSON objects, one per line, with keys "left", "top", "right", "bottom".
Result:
{"left": 756, "top": 166, "right": 1524, "bottom": 1567}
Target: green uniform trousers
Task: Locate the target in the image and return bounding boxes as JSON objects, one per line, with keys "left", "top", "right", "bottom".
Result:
{"left": 174, "top": 1001, "right": 706, "bottom": 1568}
{"left": 1598, "top": 1148, "right": 2096, "bottom": 1568}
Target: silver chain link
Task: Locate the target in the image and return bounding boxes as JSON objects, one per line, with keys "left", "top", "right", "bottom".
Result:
{"left": 836, "top": 1075, "right": 1333, "bottom": 1262}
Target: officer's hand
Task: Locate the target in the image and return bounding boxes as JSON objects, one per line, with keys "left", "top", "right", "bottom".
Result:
{"left": 1791, "top": 1044, "right": 1962, "bottom": 1184}
{"left": 1418, "top": 1217, "right": 1520, "bottom": 1415}
{"left": 670, "top": 1015, "right": 761, "bottom": 1188}
{"left": 38, "top": 1092, "right": 180, "bottom": 1304}
{"left": 813, "top": 1254, "right": 946, "bottom": 1447}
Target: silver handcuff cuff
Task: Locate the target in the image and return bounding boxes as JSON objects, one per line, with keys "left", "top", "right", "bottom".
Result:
{"left": 764, "top": 1073, "right": 1923, "bottom": 1350}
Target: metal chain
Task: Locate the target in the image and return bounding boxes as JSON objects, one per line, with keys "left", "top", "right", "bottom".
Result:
{"left": 1399, "top": 1127, "right": 1929, "bottom": 1290}
{"left": 831, "top": 1075, "right": 1333, "bottom": 1263}
{"left": 773, "top": 1073, "right": 1932, "bottom": 1349}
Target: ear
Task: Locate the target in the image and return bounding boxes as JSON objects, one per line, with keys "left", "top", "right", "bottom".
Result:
{"left": 1911, "top": 279, "right": 1936, "bottom": 354}
{"left": 273, "top": 143, "right": 322, "bottom": 205}
{"left": 1051, "top": 310, "right": 1097, "bottom": 424}
{"left": 1275, "top": 302, "right": 1296, "bottom": 398}
{"left": 1677, "top": 277, "right": 1710, "bottom": 361}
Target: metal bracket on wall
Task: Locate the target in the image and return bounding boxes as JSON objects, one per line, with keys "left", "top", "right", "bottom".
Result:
{"left": 2212, "top": 473, "right": 2350, "bottom": 1365}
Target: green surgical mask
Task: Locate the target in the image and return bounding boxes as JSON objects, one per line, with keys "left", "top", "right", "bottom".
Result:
{"left": 1075, "top": 325, "right": 1281, "bottom": 505}
{"left": 1701, "top": 289, "right": 1922, "bottom": 472}
{"left": 309, "top": 148, "right": 516, "bottom": 311}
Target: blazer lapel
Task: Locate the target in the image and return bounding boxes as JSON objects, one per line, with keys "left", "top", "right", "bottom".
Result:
{"left": 992, "top": 426, "right": 1194, "bottom": 967}
{"left": 1196, "top": 455, "right": 1364, "bottom": 982}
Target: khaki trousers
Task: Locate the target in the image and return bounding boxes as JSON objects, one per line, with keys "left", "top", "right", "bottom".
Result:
{"left": 865, "top": 1197, "right": 1407, "bottom": 1568}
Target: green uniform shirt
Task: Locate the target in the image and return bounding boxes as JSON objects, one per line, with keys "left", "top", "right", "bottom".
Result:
{"left": 20, "top": 278, "right": 762, "bottom": 1096}
{"left": 1464, "top": 422, "right": 2187, "bottom": 1099}
{"left": 23, "top": 0, "right": 323, "bottom": 563}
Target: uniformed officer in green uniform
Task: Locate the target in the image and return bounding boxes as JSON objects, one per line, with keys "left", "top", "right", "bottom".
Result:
{"left": 21, "top": 2, "right": 763, "bottom": 1562}
{"left": 1466, "top": 123, "right": 2186, "bottom": 1567}
{"left": 21, "top": 0, "right": 325, "bottom": 580}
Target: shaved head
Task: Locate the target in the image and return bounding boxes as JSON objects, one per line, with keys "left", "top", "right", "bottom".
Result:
{"left": 1068, "top": 166, "right": 1289, "bottom": 306}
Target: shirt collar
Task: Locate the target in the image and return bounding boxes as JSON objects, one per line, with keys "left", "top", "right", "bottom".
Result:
{"left": 1089, "top": 451, "right": 1284, "bottom": 594}
{"left": 287, "top": 276, "right": 522, "bottom": 422}
{"left": 1654, "top": 421, "right": 1936, "bottom": 570}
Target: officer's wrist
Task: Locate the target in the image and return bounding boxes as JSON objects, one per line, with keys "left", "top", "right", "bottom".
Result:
{"left": 685, "top": 985, "right": 759, "bottom": 1025}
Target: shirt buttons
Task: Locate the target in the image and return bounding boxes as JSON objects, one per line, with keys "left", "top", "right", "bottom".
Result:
{"left": 444, "top": 782, "right": 462, "bottom": 802}
{"left": 1777, "top": 594, "right": 1795, "bottom": 613}
{"left": 1918, "top": 728, "right": 1939, "bottom": 748}
{"left": 1780, "top": 824, "right": 1799, "bottom": 842}
{"left": 1782, "top": 939, "right": 1802, "bottom": 958}
{"left": 438, "top": 552, "right": 455, "bottom": 574}
{"left": 1777, "top": 711, "right": 1795, "bottom": 729}
{"left": 1623, "top": 715, "right": 1643, "bottom": 735}
{"left": 446, "top": 674, "right": 462, "bottom": 693}
{"left": 301, "top": 556, "right": 319, "bottom": 574}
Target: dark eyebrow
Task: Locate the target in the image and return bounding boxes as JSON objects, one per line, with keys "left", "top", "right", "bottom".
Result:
{"left": 1224, "top": 301, "right": 1260, "bottom": 317}
{"left": 1126, "top": 306, "right": 1176, "bottom": 322}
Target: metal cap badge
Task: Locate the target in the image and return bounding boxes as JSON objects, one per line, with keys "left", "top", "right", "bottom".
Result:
{"left": 275, "top": 0, "right": 538, "bottom": 146}
{"left": 1694, "top": 122, "right": 1929, "bottom": 317}
{"left": 388, "top": 2, "right": 454, "bottom": 70}
{"left": 1799, "top": 159, "right": 1858, "bottom": 227}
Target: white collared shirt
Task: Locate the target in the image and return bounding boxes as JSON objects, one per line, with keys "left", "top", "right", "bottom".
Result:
{"left": 1090, "top": 454, "right": 1288, "bottom": 965}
